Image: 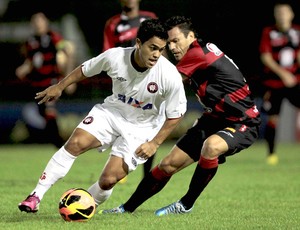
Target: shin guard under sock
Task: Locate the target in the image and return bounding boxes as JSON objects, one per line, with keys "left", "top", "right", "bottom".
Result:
{"left": 33, "top": 147, "right": 76, "bottom": 200}
{"left": 123, "top": 166, "right": 171, "bottom": 212}
{"left": 143, "top": 155, "right": 154, "bottom": 178}
{"left": 180, "top": 156, "right": 218, "bottom": 209}
{"left": 88, "top": 182, "right": 113, "bottom": 206}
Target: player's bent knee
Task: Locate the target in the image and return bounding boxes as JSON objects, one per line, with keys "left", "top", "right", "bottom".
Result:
{"left": 99, "top": 175, "right": 117, "bottom": 190}
{"left": 65, "top": 130, "right": 101, "bottom": 154}
{"left": 65, "top": 137, "right": 87, "bottom": 153}
{"left": 202, "top": 138, "right": 224, "bottom": 158}
{"left": 158, "top": 163, "right": 176, "bottom": 175}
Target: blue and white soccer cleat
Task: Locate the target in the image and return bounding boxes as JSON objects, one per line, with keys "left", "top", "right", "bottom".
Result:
{"left": 99, "top": 204, "right": 126, "bottom": 214}
{"left": 155, "top": 200, "right": 193, "bottom": 216}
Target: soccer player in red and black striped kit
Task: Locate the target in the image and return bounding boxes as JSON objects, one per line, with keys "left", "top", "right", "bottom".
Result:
{"left": 15, "top": 12, "right": 76, "bottom": 148}
{"left": 102, "top": 0, "right": 157, "bottom": 52}
{"left": 259, "top": 1, "right": 300, "bottom": 165}
{"left": 100, "top": 15, "right": 261, "bottom": 215}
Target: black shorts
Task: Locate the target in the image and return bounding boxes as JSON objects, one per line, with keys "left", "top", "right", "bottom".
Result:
{"left": 263, "top": 84, "right": 300, "bottom": 115}
{"left": 176, "top": 115, "right": 259, "bottom": 163}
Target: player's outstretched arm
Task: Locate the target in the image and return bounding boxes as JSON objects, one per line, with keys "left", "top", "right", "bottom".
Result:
{"left": 35, "top": 65, "right": 87, "bottom": 104}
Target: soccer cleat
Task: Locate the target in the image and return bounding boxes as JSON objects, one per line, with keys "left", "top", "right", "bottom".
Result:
{"left": 155, "top": 200, "right": 193, "bottom": 216}
{"left": 98, "top": 204, "right": 125, "bottom": 214}
{"left": 18, "top": 192, "right": 40, "bottom": 213}
{"left": 267, "top": 154, "right": 279, "bottom": 165}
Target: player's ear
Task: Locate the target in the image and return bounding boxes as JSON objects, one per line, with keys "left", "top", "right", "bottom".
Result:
{"left": 136, "top": 38, "right": 142, "bottom": 49}
{"left": 187, "top": 31, "right": 195, "bottom": 40}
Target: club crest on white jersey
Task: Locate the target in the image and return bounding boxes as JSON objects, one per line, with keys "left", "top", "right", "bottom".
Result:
{"left": 147, "top": 82, "right": 158, "bottom": 93}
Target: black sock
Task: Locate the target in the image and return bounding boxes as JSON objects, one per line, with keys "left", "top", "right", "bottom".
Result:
{"left": 123, "top": 167, "right": 171, "bottom": 212}
{"left": 180, "top": 163, "right": 218, "bottom": 210}
{"left": 265, "top": 122, "right": 276, "bottom": 154}
{"left": 143, "top": 155, "right": 154, "bottom": 177}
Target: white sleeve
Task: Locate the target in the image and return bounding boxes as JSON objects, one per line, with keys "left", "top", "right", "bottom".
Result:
{"left": 81, "top": 52, "right": 110, "bottom": 77}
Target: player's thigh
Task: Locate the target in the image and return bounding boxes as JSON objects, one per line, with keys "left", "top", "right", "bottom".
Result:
{"left": 65, "top": 128, "right": 102, "bottom": 155}
{"left": 287, "top": 84, "right": 300, "bottom": 108}
{"left": 264, "top": 89, "right": 284, "bottom": 115}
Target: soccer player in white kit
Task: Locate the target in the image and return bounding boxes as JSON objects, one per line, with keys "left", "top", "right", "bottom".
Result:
{"left": 18, "top": 18, "right": 187, "bottom": 213}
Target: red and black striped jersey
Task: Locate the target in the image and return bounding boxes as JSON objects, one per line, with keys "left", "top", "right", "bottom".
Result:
{"left": 259, "top": 24, "right": 300, "bottom": 88}
{"left": 177, "top": 40, "right": 260, "bottom": 126}
{"left": 102, "top": 11, "right": 157, "bottom": 51}
{"left": 25, "top": 30, "right": 64, "bottom": 87}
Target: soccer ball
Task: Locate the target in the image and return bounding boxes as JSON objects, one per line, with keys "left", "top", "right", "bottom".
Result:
{"left": 58, "top": 188, "right": 96, "bottom": 222}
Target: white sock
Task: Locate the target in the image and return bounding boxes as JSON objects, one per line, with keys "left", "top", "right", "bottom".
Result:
{"left": 31, "top": 146, "right": 76, "bottom": 200}
{"left": 88, "top": 182, "right": 113, "bottom": 206}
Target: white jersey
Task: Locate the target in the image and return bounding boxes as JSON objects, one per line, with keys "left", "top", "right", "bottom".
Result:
{"left": 82, "top": 47, "right": 187, "bottom": 128}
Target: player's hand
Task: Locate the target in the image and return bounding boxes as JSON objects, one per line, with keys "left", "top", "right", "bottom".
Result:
{"left": 135, "top": 141, "right": 159, "bottom": 160}
{"left": 35, "top": 85, "right": 63, "bottom": 104}
{"left": 280, "top": 71, "right": 297, "bottom": 88}
{"left": 15, "top": 60, "right": 32, "bottom": 80}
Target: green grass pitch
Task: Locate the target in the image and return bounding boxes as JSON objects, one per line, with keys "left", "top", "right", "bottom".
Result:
{"left": 0, "top": 141, "right": 299, "bottom": 229}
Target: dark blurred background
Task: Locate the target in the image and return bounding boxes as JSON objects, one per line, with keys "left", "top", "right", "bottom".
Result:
{"left": 1, "top": 0, "right": 299, "bottom": 144}
{"left": 2, "top": 0, "right": 300, "bottom": 96}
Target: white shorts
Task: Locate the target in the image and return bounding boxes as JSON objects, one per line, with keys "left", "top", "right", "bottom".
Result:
{"left": 77, "top": 104, "right": 162, "bottom": 171}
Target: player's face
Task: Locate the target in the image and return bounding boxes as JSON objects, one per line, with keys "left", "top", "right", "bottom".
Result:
{"left": 31, "top": 13, "right": 49, "bottom": 35}
{"left": 120, "top": 0, "right": 140, "bottom": 10}
{"left": 135, "top": 36, "right": 166, "bottom": 68}
{"left": 274, "top": 4, "right": 294, "bottom": 30}
{"left": 167, "top": 27, "right": 195, "bottom": 61}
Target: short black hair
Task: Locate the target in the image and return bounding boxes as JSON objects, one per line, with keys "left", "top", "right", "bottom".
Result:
{"left": 137, "top": 18, "right": 168, "bottom": 44}
{"left": 164, "top": 15, "right": 199, "bottom": 38}
{"left": 274, "top": 0, "right": 293, "bottom": 6}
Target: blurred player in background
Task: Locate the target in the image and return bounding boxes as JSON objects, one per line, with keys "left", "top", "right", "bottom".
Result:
{"left": 15, "top": 12, "right": 76, "bottom": 148}
{"left": 18, "top": 18, "right": 187, "bottom": 214}
{"left": 102, "top": 0, "right": 157, "bottom": 51}
{"left": 259, "top": 1, "right": 300, "bottom": 165}
{"left": 100, "top": 15, "right": 260, "bottom": 215}
{"left": 103, "top": 0, "right": 157, "bottom": 179}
